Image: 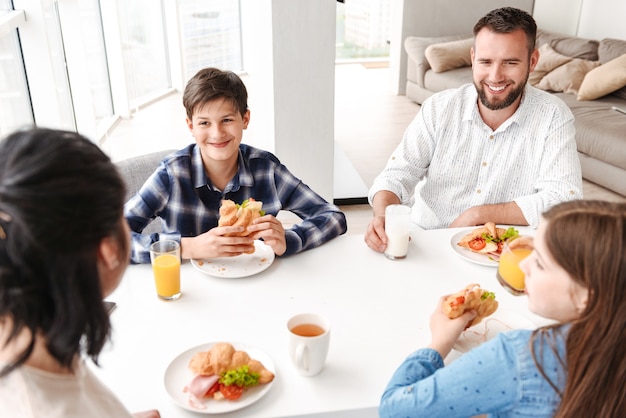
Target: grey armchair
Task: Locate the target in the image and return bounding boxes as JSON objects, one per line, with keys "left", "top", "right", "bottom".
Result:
{"left": 116, "top": 149, "right": 175, "bottom": 234}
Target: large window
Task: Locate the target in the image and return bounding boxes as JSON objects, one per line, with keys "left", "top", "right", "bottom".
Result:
{"left": 178, "top": 0, "right": 243, "bottom": 81}
{"left": 2, "top": 0, "right": 244, "bottom": 142}
{"left": 116, "top": 0, "right": 171, "bottom": 107}
{"left": 0, "top": 10, "right": 32, "bottom": 137}
{"left": 336, "top": 0, "right": 390, "bottom": 61}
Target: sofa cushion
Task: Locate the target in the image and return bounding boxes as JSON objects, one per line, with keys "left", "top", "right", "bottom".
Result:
{"left": 529, "top": 44, "right": 573, "bottom": 86}
{"left": 599, "top": 38, "right": 626, "bottom": 100}
{"left": 536, "top": 29, "right": 599, "bottom": 61}
{"left": 424, "top": 38, "right": 473, "bottom": 73}
{"left": 405, "top": 34, "right": 471, "bottom": 87}
{"left": 555, "top": 93, "right": 626, "bottom": 171}
{"left": 536, "top": 58, "right": 600, "bottom": 94}
{"left": 424, "top": 66, "right": 473, "bottom": 93}
{"left": 577, "top": 54, "right": 626, "bottom": 100}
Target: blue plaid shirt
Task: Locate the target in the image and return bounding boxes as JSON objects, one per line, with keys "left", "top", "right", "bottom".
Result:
{"left": 124, "top": 144, "right": 347, "bottom": 263}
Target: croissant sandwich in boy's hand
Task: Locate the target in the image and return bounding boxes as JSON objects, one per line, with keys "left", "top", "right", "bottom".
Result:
{"left": 218, "top": 198, "right": 265, "bottom": 237}
{"left": 443, "top": 283, "right": 498, "bottom": 328}
{"left": 184, "top": 342, "right": 275, "bottom": 407}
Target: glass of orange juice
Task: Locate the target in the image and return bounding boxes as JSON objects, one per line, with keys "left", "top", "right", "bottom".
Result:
{"left": 496, "top": 235, "right": 533, "bottom": 296}
{"left": 149, "top": 240, "right": 182, "bottom": 301}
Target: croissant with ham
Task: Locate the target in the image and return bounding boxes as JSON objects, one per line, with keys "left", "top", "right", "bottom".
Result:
{"left": 188, "top": 342, "right": 274, "bottom": 384}
{"left": 218, "top": 199, "right": 264, "bottom": 237}
{"left": 442, "top": 283, "right": 498, "bottom": 328}
{"left": 184, "top": 342, "right": 275, "bottom": 406}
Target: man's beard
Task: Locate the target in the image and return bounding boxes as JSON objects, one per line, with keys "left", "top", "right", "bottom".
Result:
{"left": 475, "top": 75, "right": 528, "bottom": 111}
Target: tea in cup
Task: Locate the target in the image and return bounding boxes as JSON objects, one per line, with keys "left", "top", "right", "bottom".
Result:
{"left": 287, "top": 313, "right": 330, "bottom": 376}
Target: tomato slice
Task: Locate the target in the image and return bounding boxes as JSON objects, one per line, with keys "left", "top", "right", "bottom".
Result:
{"left": 205, "top": 381, "right": 220, "bottom": 398}
{"left": 468, "top": 237, "right": 486, "bottom": 251}
{"left": 219, "top": 383, "right": 244, "bottom": 400}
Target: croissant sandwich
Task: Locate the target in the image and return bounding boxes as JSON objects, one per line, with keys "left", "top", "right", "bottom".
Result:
{"left": 184, "top": 342, "right": 275, "bottom": 405}
{"left": 457, "top": 222, "right": 518, "bottom": 257}
{"left": 442, "top": 283, "right": 498, "bottom": 328}
{"left": 218, "top": 198, "right": 264, "bottom": 237}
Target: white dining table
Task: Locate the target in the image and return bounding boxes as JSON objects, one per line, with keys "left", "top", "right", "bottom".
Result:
{"left": 93, "top": 226, "right": 550, "bottom": 418}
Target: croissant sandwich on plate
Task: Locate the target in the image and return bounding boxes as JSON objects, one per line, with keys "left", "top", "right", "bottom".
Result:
{"left": 457, "top": 222, "right": 518, "bottom": 258}
{"left": 443, "top": 283, "right": 498, "bottom": 328}
{"left": 184, "top": 342, "right": 275, "bottom": 406}
{"left": 218, "top": 198, "right": 265, "bottom": 237}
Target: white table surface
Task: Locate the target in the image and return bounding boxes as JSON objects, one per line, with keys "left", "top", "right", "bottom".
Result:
{"left": 94, "top": 227, "right": 549, "bottom": 418}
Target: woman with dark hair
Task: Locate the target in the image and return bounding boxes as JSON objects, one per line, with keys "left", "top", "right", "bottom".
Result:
{"left": 379, "top": 199, "right": 626, "bottom": 417}
{"left": 0, "top": 128, "right": 158, "bottom": 417}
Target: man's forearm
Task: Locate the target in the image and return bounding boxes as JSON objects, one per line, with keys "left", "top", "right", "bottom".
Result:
{"left": 372, "top": 190, "right": 401, "bottom": 217}
{"left": 450, "top": 201, "right": 528, "bottom": 228}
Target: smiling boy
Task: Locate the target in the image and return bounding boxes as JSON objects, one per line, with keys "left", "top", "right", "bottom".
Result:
{"left": 125, "top": 68, "right": 347, "bottom": 264}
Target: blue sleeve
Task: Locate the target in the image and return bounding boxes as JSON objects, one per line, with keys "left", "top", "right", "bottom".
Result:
{"left": 274, "top": 165, "right": 347, "bottom": 255}
{"left": 379, "top": 335, "right": 521, "bottom": 418}
{"left": 124, "top": 165, "right": 176, "bottom": 264}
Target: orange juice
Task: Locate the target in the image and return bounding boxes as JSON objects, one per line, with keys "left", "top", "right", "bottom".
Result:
{"left": 152, "top": 253, "right": 180, "bottom": 298}
{"left": 498, "top": 247, "right": 532, "bottom": 290}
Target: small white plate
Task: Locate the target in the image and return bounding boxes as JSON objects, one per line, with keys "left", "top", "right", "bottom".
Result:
{"left": 453, "top": 310, "right": 536, "bottom": 353}
{"left": 191, "top": 240, "right": 274, "bottom": 278}
{"left": 164, "top": 342, "right": 275, "bottom": 414}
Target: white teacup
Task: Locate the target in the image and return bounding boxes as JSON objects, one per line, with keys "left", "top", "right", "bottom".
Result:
{"left": 287, "top": 313, "right": 331, "bottom": 377}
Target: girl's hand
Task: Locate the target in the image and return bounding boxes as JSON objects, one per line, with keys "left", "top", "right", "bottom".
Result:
{"left": 427, "top": 296, "right": 476, "bottom": 358}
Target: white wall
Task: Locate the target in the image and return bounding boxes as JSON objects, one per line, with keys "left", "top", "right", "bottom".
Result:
{"left": 577, "top": 0, "right": 626, "bottom": 40}
{"left": 240, "top": 0, "right": 336, "bottom": 202}
{"left": 534, "top": 0, "right": 626, "bottom": 39}
{"left": 533, "top": 0, "right": 582, "bottom": 35}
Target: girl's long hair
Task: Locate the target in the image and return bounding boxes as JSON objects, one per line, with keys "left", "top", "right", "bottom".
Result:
{"left": 530, "top": 200, "right": 626, "bottom": 416}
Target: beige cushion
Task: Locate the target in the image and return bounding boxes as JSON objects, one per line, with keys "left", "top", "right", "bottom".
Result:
{"left": 535, "top": 29, "right": 599, "bottom": 61}
{"left": 577, "top": 54, "right": 626, "bottom": 100}
{"left": 424, "top": 38, "right": 473, "bottom": 73}
{"left": 536, "top": 58, "right": 600, "bottom": 94}
{"left": 599, "top": 38, "right": 626, "bottom": 100}
{"left": 529, "top": 44, "right": 572, "bottom": 86}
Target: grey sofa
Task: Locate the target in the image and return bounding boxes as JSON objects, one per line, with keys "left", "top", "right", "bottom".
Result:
{"left": 404, "top": 30, "right": 626, "bottom": 197}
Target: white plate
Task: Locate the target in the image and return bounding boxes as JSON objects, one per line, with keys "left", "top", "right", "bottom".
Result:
{"left": 164, "top": 342, "right": 275, "bottom": 414}
{"left": 450, "top": 228, "right": 501, "bottom": 267}
{"left": 453, "top": 310, "right": 536, "bottom": 353}
{"left": 191, "top": 240, "right": 275, "bottom": 278}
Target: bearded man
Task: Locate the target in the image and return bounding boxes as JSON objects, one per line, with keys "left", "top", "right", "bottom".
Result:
{"left": 365, "top": 7, "right": 582, "bottom": 254}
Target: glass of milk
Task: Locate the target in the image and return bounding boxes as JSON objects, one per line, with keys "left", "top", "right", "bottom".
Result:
{"left": 384, "top": 204, "right": 411, "bottom": 260}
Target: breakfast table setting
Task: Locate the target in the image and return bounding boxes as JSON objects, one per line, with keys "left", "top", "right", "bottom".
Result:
{"left": 93, "top": 223, "right": 550, "bottom": 418}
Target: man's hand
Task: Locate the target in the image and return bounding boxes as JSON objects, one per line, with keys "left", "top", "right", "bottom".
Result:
{"left": 181, "top": 226, "right": 255, "bottom": 260}
{"left": 364, "top": 215, "right": 387, "bottom": 253}
{"left": 247, "top": 214, "right": 287, "bottom": 256}
{"left": 365, "top": 190, "right": 401, "bottom": 252}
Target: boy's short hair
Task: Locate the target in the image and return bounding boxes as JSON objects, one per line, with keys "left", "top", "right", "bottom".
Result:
{"left": 183, "top": 67, "right": 248, "bottom": 120}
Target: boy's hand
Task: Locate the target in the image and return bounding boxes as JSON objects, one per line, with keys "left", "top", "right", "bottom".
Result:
{"left": 181, "top": 226, "right": 255, "bottom": 259}
{"left": 247, "top": 214, "right": 287, "bottom": 256}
